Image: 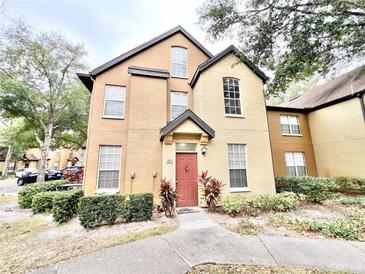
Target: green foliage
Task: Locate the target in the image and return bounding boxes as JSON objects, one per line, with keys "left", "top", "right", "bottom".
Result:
{"left": 234, "top": 218, "right": 258, "bottom": 235}
{"left": 159, "top": 178, "right": 177, "bottom": 217}
{"left": 275, "top": 176, "right": 336, "bottom": 202}
{"left": 0, "top": 20, "right": 89, "bottom": 176}
{"left": 269, "top": 214, "right": 365, "bottom": 240}
{"left": 334, "top": 177, "right": 365, "bottom": 193}
{"left": 78, "top": 194, "right": 127, "bottom": 229}
{"left": 78, "top": 193, "right": 153, "bottom": 229}
{"left": 18, "top": 180, "right": 67, "bottom": 208}
{"left": 31, "top": 191, "right": 59, "bottom": 213}
{"left": 224, "top": 192, "right": 299, "bottom": 217}
{"left": 52, "top": 189, "right": 84, "bottom": 224}
{"left": 337, "top": 196, "right": 365, "bottom": 207}
{"left": 126, "top": 193, "right": 154, "bottom": 222}
{"left": 198, "top": 0, "right": 365, "bottom": 95}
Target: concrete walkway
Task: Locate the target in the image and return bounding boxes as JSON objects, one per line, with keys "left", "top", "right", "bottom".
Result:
{"left": 34, "top": 210, "right": 365, "bottom": 274}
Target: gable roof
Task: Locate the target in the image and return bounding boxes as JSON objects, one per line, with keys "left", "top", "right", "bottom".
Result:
{"left": 160, "top": 109, "right": 215, "bottom": 141}
{"left": 92, "top": 25, "right": 212, "bottom": 76}
{"left": 77, "top": 25, "right": 213, "bottom": 92}
{"left": 190, "top": 45, "right": 269, "bottom": 88}
{"left": 128, "top": 66, "right": 170, "bottom": 78}
{"left": 282, "top": 64, "right": 365, "bottom": 109}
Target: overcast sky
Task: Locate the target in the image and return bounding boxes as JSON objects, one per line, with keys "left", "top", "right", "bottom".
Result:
{"left": 2, "top": 0, "right": 235, "bottom": 71}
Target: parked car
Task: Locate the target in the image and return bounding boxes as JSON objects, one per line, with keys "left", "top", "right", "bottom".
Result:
{"left": 15, "top": 168, "right": 37, "bottom": 178}
{"left": 62, "top": 166, "right": 83, "bottom": 175}
{"left": 17, "top": 169, "right": 63, "bottom": 186}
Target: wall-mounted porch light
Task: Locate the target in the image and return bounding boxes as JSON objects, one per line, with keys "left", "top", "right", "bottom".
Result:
{"left": 201, "top": 146, "right": 208, "bottom": 155}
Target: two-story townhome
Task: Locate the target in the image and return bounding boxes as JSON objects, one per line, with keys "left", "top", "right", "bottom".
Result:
{"left": 78, "top": 26, "right": 276, "bottom": 206}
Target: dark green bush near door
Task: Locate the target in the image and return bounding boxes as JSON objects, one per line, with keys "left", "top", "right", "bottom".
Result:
{"left": 77, "top": 193, "right": 153, "bottom": 229}
{"left": 126, "top": 193, "right": 154, "bottom": 221}
{"left": 52, "top": 189, "right": 84, "bottom": 224}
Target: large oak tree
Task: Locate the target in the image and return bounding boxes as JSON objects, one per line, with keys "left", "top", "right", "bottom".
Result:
{"left": 0, "top": 20, "right": 89, "bottom": 181}
{"left": 199, "top": 0, "right": 365, "bottom": 95}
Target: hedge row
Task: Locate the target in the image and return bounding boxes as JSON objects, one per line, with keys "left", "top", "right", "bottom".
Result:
{"left": 224, "top": 192, "right": 300, "bottom": 217}
{"left": 18, "top": 180, "right": 67, "bottom": 208}
{"left": 52, "top": 190, "right": 84, "bottom": 224}
{"left": 31, "top": 191, "right": 59, "bottom": 213}
{"left": 78, "top": 193, "right": 153, "bottom": 229}
{"left": 275, "top": 176, "right": 365, "bottom": 202}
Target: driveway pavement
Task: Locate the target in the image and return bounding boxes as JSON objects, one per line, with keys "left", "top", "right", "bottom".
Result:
{"left": 0, "top": 177, "right": 21, "bottom": 195}
{"left": 33, "top": 210, "right": 365, "bottom": 274}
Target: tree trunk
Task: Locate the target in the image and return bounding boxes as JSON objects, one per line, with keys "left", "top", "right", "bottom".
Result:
{"left": 2, "top": 146, "right": 12, "bottom": 176}
{"left": 37, "top": 125, "right": 53, "bottom": 182}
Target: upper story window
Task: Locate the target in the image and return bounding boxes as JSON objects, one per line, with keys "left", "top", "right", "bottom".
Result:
{"left": 103, "top": 85, "right": 126, "bottom": 118}
{"left": 223, "top": 78, "right": 242, "bottom": 116}
{"left": 285, "top": 152, "right": 307, "bottom": 176}
{"left": 171, "top": 91, "right": 188, "bottom": 120}
{"left": 280, "top": 115, "right": 301, "bottom": 135}
{"left": 171, "top": 47, "right": 187, "bottom": 78}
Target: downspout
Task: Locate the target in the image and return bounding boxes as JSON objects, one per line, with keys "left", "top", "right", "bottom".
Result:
{"left": 357, "top": 93, "right": 365, "bottom": 123}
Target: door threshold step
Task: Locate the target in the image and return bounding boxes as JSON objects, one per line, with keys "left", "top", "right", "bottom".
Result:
{"left": 176, "top": 207, "right": 200, "bottom": 215}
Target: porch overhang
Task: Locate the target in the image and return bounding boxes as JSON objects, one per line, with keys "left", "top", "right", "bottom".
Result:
{"left": 159, "top": 109, "right": 215, "bottom": 142}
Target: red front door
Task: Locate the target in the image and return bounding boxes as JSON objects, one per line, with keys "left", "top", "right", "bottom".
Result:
{"left": 176, "top": 153, "right": 198, "bottom": 207}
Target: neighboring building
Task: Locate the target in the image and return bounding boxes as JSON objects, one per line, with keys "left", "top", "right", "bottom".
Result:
{"left": 16, "top": 147, "right": 86, "bottom": 170}
{"left": 268, "top": 65, "right": 365, "bottom": 178}
{"left": 78, "top": 26, "right": 276, "bottom": 205}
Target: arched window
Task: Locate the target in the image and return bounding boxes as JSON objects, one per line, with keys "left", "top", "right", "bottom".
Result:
{"left": 223, "top": 78, "right": 242, "bottom": 115}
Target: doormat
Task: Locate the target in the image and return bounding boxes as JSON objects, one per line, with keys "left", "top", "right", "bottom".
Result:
{"left": 176, "top": 207, "right": 200, "bottom": 215}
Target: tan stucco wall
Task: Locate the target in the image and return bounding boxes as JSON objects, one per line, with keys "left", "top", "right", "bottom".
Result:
{"left": 192, "top": 53, "right": 276, "bottom": 198}
{"left": 267, "top": 110, "right": 317, "bottom": 176}
{"left": 83, "top": 32, "right": 210, "bottom": 197}
{"left": 308, "top": 98, "right": 365, "bottom": 177}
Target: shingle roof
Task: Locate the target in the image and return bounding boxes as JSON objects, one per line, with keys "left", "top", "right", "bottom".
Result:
{"left": 23, "top": 153, "right": 39, "bottom": 161}
{"left": 282, "top": 64, "right": 365, "bottom": 109}
{"left": 160, "top": 109, "right": 215, "bottom": 141}
{"left": 190, "top": 45, "right": 268, "bottom": 88}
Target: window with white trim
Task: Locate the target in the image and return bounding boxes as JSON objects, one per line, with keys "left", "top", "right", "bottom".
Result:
{"left": 223, "top": 78, "right": 242, "bottom": 115}
{"left": 228, "top": 144, "right": 247, "bottom": 190}
{"left": 285, "top": 152, "right": 307, "bottom": 176}
{"left": 280, "top": 115, "right": 301, "bottom": 135}
{"left": 171, "top": 91, "right": 188, "bottom": 120}
{"left": 97, "top": 145, "right": 121, "bottom": 190}
{"left": 171, "top": 47, "right": 187, "bottom": 77}
{"left": 103, "top": 85, "right": 126, "bottom": 118}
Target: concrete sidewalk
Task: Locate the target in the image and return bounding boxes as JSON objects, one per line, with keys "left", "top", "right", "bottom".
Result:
{"left": 33, "top": 210, "right": 365, "bottom": 274}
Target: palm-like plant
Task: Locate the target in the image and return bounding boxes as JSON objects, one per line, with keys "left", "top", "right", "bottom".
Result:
{"left": 159, "top": 178, "right": 177, "bottom": 217}
{"left": 199, "top": 171, "right": 223, "bottom": 212}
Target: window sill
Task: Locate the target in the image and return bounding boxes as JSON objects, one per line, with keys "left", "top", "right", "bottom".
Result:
{"left": 171, "top": 75, "right": 188, "bottom": 80}
{"left": 225, "top": 114, "right": 245, "bottom": 119}
{"left": 102, "top": 116, "right": 124, "bottom": 120}
{"left": 230, "top": 187, "right": 251, "bottom": 193}
{"left": 282, "top": 134, "right": 302, "bottom": 137}
{"left": 95, "top": 189, "right": 119, "bottom": 195}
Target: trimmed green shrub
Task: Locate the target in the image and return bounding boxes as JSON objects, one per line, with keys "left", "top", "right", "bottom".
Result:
{"left": 78, "top": 194, "right": 127, "bottom": 229}
{"left": 275, "top": 176, "right": 336, "bottom": 202}
{"left": 18, "top": 180, "right": 67, "bottom": 208}
{"left": 52, "top": 189, "right": 84, "bottom": 224}
{"left": 224, "top": 192, "right": 300, "bottom": 217}
{"left": 334, "top": 177, "right": 365, "bottom": 193}
{"left": 126, "top": 193, "right": 154, "bottom": 222}
{"left": 31, "top": 191, "right": 59, "bottom": 213}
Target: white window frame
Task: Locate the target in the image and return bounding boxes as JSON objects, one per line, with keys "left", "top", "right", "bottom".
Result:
{"left": 170, "top": 91, "right": 188, "bottom": 120}
{"left": 96, "top": 145, "right": 122, "bottom": 193}
{"left": 227, "top": 144, "right": 250, "bottom": 192}
{"left": 171, "top": 46, "right": 188, "bottom": 78}
{"left": 285, "top": 152, "right": 307, "bottom": 176}
{"left": 223, "top": 78, "right": 244, "bottom": 118}
{"left": 280, "top": 115, "right": 301, "bottom": 136}
{"left": 103, "top": 85, "right": 126, "bottom": 119}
